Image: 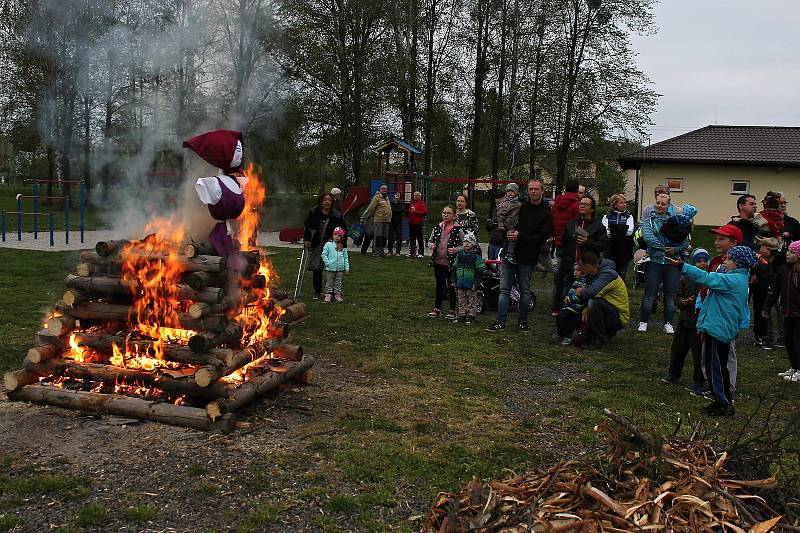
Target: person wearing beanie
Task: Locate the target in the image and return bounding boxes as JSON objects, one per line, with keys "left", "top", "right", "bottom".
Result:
{"left": 661, "top": 247, "right": 710, "bottom": 395}
{"left": 495, "top": 183, "right": 521, "bottom": 263}
{"left": 668, "top": 245, "right": 758, "bottom": 416}
{"left": 764, "top": 239, "right": 800, "bottom": 383}
{"left": 321, "top": 227, "right": 350, "bottom": 302}
{"left": 450, "top": 233, "right": 485, "bottom": 325}
{"left": 183, "top": 129, "right": 248, "bottom": 266}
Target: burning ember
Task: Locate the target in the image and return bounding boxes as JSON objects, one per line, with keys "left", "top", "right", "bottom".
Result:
{"left": 4, "top": 168, "right": 314, "bottom": 432}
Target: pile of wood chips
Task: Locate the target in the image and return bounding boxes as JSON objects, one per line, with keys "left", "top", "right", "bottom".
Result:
{"left": 424, "top": 414, "right": 791, "bottom": 532}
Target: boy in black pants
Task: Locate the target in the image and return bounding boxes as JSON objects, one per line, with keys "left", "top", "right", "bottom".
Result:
{"left": 662, "top": 248, "right": 709, "bottom": 394}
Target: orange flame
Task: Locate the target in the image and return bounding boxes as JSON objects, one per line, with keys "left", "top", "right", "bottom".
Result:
{"left": 238, "top": 163, "right": 266, "bottom": 251}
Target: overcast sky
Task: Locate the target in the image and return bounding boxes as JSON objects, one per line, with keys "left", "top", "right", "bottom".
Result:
{"left": 629, "top": 0, "right": 800, "bottom": 143}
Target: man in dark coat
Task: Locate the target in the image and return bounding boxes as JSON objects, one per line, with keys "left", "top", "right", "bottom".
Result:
{"left": 486, "top": 179, "right": 552, "bottom": 332}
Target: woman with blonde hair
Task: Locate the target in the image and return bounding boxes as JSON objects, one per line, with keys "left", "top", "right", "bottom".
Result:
{"left": 602, "top": 194, "right": 635, "bottom": 279}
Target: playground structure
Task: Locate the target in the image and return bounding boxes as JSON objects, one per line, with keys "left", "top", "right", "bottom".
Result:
{"left": 278, "top": 135, "right": 528, "bottom": 245}
{"left": 1, "top": 179, "right": 86, "bottom": 246}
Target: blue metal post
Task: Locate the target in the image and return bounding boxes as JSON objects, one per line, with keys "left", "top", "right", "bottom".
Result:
{"left": 33, "top": 182, "right": 39, "bottom": 239}
{"left": 16, "top": 194, "right": 22, "bottom": 241}
{"left": 79, "top": 180, "right": 85, "bottom": 243}
{"left": 65, "top": 195, "right": 70, "bottom": 245}
{"left": 1, "top": 211, "right": 5, "bottom": 242}
{"left": 49, "top": 213, "right": 55, "bottom": 246}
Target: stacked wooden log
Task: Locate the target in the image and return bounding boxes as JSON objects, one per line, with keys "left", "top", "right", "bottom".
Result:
{"left": 4, "top": 238, "right": 313, "bottom": 433}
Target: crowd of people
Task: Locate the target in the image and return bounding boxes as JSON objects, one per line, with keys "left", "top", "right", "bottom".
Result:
{"left": 303, "top": 179, "right": 800, "bottom": 417}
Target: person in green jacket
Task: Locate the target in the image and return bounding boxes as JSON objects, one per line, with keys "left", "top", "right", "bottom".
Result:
{"left": 451, "top": 234, "right": 485, "bottom": 325}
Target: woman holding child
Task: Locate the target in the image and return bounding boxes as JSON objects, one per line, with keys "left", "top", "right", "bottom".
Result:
{"left": 638, "top": 193, "right": 690, "bottom": 334}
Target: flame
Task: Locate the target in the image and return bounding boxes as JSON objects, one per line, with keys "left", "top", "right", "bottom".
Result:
{"left": 120, "top": 219, "right": 195, "bottom": 352}
{"left": 68, "top": 333, "right": 87, "bottom": 363}
{"left": 237, "top": 163, "right": 266, "bottom": 250}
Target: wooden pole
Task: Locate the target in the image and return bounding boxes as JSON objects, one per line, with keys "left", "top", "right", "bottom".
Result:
{"left": 24, "top": 358, "right": 236, "bottom": 400}
{"left": 8, "top": 385, "right": 236, "bottom": 432}
{"left": 193, "top": 337, "right": 287, "bottom": 387}
{"left": 206, "top": 355, "right": 315, "bottom": 420}
{"left": 73, "top": 333, "right": 229, "bottom": 367}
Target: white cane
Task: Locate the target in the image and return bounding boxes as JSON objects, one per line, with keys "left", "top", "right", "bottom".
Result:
{"left": 293, "top": 229, "right": 316, "bottom": 300}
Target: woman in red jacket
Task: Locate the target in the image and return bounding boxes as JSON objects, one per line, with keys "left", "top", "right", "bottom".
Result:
{"left": 408, "top": 190, "right": 428, "bottom": 257}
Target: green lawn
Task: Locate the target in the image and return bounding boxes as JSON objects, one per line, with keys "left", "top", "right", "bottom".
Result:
{"left": 0, "top": 244, "right": 797, "bottom": 530}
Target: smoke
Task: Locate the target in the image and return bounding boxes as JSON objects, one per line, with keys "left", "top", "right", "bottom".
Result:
{"left": 24, "top": 0, "right": 285, "bottom": 242}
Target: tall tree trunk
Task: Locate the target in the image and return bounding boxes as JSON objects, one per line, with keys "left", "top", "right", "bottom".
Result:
{"left": 422, "top": 0, "right": 437, "bottom": 176}
{"left": 529, "top": 12, "right": 545, "bottom": 181}
{"left": 83, "top": 96, "right": 91, "bottom": 192}
{"left": 489, "top": 0, "right": 509, "bottom": 218}
{"left": 466, "top": 0, "right": 492, "bottom": 208}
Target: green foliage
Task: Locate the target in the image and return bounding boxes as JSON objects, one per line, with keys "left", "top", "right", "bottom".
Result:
{"left": 0, "top": 515, "right": 22, "bottom": 532}
{"left": 235, "top": 504, "right": 283, "bottom": 532}
{"left": 74, "top": 502, "right": 107, "bottom": 527}
{"left": 122, "top": 505, "right": 159, "bottom": 523}
{"left": 595, "top": 161, "right": 628, "bottom": 200}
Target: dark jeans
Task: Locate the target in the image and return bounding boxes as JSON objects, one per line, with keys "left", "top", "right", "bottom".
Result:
{"left": 667, "top": 320, "right": 704, "bottom": 384}
{"left": 552, "top": 250, "right": 573, "bottom": 312}
{"left": 556, "top": 298, "right": 622, "bottom": 344}
{"left": 487, "top": 244, "right": 501, "bottom": 260}
{"left": 614, "top": 260, "right": 630, "bottom": 281}
{"left": 751, "top": 275, "right": 774, "bottom": 341}
{"left": 640, "top": 261, "right": 680, "bottom": 324}
{"left": 433, "top": 263, "right": 456, "bottom": 312}
{"left": 704, "top": 334, "right": 733, "bottom": 408}
{"left": 388, "top": 220, "right": 403, "bottom": 254}
{"left": 409, "top": 223, "right": 425, "bottom": 255}
{"left": 496, "top": 259, "right": 533, "bottom": 325}
{"left": 312, "top": 269, "right": 323, "bottom": 295}
{"left": 784, "top": 316, "right": 800, "bottom": 369}
{"left": 360, "top": 233, "right": 373, "bottom": 254}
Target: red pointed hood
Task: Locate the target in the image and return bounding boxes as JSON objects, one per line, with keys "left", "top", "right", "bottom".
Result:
{"left": 183, "top": 130, "right": 243, "bottom": 170}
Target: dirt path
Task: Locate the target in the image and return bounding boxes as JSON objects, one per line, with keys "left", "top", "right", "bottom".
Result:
{"left": 0, "top": 362, "right": 394, "bottom": 532}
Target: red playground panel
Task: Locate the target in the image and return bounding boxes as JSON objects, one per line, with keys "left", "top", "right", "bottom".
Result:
{"left": 279, "top": 227, "right": 304, "bottom": 243}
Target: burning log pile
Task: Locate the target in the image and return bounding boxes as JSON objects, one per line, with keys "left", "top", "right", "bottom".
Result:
{"left": 4, "top": 234, "right": 314, "bottom": 433}
{"left": 425, "top": 410, "right": 790, "bottom": 532}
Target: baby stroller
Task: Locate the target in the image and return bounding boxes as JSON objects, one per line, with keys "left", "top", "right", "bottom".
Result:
{"left": 476, "top": 256, "right": 537, "bottom": 314}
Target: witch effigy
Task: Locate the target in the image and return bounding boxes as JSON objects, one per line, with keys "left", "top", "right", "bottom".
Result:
{"left": 182, "top": 129, "right": 248, "bottom": 269}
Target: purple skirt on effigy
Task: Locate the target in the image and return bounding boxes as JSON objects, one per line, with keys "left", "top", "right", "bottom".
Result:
{"left": 207, "top": 177, "right": 246, "bottom": 269}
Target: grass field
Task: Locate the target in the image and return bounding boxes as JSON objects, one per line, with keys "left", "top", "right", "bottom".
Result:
{"left": 0, "top": 243, "right": 798, "bottom": 530}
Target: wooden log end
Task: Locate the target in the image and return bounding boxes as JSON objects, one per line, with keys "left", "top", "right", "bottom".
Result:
{"left": 206, "top": 401, "right": 223, "bottom": 421}
{"left": 4, "top": 370, "right": 40, "bottom": 392}
{"left": 194, "top": 368, "right": 215, "bottom": 388}
{"left": 75, "top": 263, "right": 92, "bottom": 277}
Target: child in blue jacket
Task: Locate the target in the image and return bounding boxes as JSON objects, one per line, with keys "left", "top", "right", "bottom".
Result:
{"left": 321, "top": 227, "right": 350, "bottom": 302}
{"left": 671, "top": 245, "right": 758, "bottom": 417}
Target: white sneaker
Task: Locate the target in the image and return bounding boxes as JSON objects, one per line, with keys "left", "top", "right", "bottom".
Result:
{"left": 663, "top": 323, "right": 674, "bottom": 335}
{"left": 778, "top": 368, "right": 796, "bottom": 377}
{"left": 784, "top": 370, "right": 800, "bottom": 382}
{"left": 637, "top": 322, "right": 648, "bottom": 332}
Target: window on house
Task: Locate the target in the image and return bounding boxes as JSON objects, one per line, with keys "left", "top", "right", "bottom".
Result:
{"left": 731, "top": 181, "right": 750, "bottom": 195}
{"left": 666, "top": 177, "right": 684, "bottom": 192}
